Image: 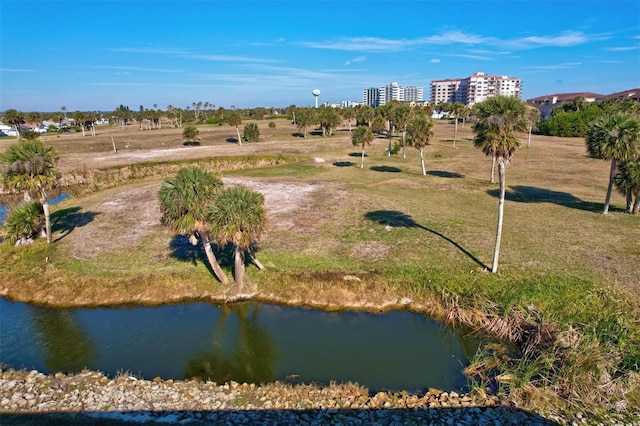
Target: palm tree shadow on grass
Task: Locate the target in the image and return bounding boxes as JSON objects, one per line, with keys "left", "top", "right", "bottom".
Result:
{"left": 370, "top": 166, "right": 402, "bottom": 173}
{"left": 51, "top": 207, "right": 100, "bottom": 242}
{"left": 488, "top": 186, "right": 622, "bottom": 213}
{"left": 427, "top": 170, "right": 465, "bottom": 178}
{"left": 364, "top": 210, "right": 489, "bottom": 270}
{"left": 169, "top": 236, "right": 260, "bottom": 275}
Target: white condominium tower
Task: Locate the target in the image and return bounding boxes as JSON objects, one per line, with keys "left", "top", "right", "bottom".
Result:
{"left": 430, "top": 72, "right": 522, "bottom": 107}
{"left": 362, "top": 82, "right": 424, "bottom": 107}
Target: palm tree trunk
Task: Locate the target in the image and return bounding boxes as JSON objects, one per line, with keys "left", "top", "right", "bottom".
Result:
{"left": 453, "top": 120, "right": 458, "bottom": 148}
{"left": 248, "top": 250, "right": 265, "bottom": 270}
{"left": 420, "top": 148, "right": 426, "bottom": 176}
{"left": 402, "top": 129, "right": 407, "bottom": 160}
{"left": 492, "top": 162, "right": 506, "bottom": 273}
{"left": 201, "top": 232, "right": 229, "bottom": 285}
{"left": 527, "top": 124, "right": 532, "bottom": 148}
{"left": 234, "top": 245, "right": 245, "bottom": 292}
{"left": 361, "top": 145, "right": 366, "bottom": 169}
{"left": 603, "top": 159, "right": 617, "bottom": 214}
{"left": 236, "top": 126, "right": 242, "bottom": 145}
{"left": 387, "top": 127, "right": 392, "bottom": 157}
{"left": 632, "top": 193, "right": 640, "bottom": 214}
{"left": 490, "top": 156, "right": 496, "bottom": 183}
{"left": 626, "top": 191, "right": 633, "bottom": 213}
{"left": 39, "top": 187, "right": 52, "bottom": 244}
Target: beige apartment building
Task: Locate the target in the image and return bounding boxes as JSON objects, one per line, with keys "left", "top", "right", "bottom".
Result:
{"left": 430, "top": 72, "right": 522, "bottom": 107}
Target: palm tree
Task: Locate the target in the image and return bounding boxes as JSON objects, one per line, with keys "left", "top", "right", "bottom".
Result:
{"left": 406, "top": 112, "right": 435, "bottom": 176}
{"left": 207, "top": 185, "right": 268, "bottom": 292}
{"left": 341, "top": 108, "right": 355, "bottom": 132}
{"left": 525, "top": 106, "right": 541, "bottom": 148}
{"left": 586, "top": 112, "right": 640, "bottom": 214}
{"left": 449, "top": 102, "right": 465, "bottom": 148}
{"left": 392, "top": 104, "right": 413, "bottom": 159}
{"left": 352, "top": 126, "right": 373, "bottom": 169}
{"left": 158, "top": 168, "right": 229, "bottom": 285}
{"left": 0, "top": 137, "right": 60, "bottom": 243}
{"left": 615, "top": 157, "right": 640, "bottom": 214}
{"left": 472, "top": 95, "right": 527, "bottom": 273}
{"left": 226, "top": 111, "right": 243, "bottom": 145}
{"left": 2, "top": 109, "right": 25, "bottom": 140}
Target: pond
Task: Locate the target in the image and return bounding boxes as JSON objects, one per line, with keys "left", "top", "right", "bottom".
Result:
{"left": 0, "top": 298, "right": 483, "bottom": 393}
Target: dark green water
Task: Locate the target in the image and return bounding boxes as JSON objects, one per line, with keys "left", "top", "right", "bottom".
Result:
{"left": 0, "top": 298, "right": 482, "bottom": 393}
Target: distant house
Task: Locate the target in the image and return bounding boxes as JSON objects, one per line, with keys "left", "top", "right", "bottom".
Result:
{"left": 0, "top": 123, "right": 17, "bottom": 137}
{"left": 526, "top": 92, "right": 603, "bottom": 119}
{"left": 599, "top": 88, "right": 640, "bottom": 102}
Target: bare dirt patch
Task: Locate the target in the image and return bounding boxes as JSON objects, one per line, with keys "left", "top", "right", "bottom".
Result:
{"left": 65, "top": 178, "right": 323, "bottom": 259}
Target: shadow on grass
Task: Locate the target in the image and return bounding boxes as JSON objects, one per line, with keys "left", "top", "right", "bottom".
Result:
{"left": 333, "top": 161, "right": 355, "bottom": 167}
{"left": 488, "top": 186, "right": 620, "bottom": 213}
{"left": 183, "top": 141, "right": 201, "bottom": 146}
{"left": 169, "top": 235, "right": 263, "bottom": 276}
{"left": 427, "top": 170, "right": 465, "bottom": 178}
{"left": 51, "top": 207, "right": 100, "bottom": 242}
{"left": 0, "top": 406, "right": 560, "bottom": 425}
{"left": 226, "top": 138, "right": 239, "bottom": 143}
{"left": 365, "top": 210, "right": 489, "bottom": 270}
{"left": 348, "top": 152, "right": 367, "bottom": 158}
{"left": 370, "top": 166, "right": 402, "bottom": 173}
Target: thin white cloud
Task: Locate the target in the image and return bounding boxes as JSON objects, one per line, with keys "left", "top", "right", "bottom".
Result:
{"left": 86, "top": 65, "right": 183, "bottom": 73}
{"left": 606, "top": 46, "right": 637, "bottom": 51}
{"left": 299, "top": 29, "right": 594, "bottom": 54}
{"left": 187, "top": 54, "right": 279, "bottom": 63}
{"left": 111, "top": 46, "right": 279, "bottom": 64}
{"left": 0, "top": 68, "right": 35, "bottom": 72}
{"left": 345, "top": 56, "right": 366, "bottom": 66}
{"left": 430, "top": 58, "right": 441, "bottom": 63}
{"left": 526, "top": 62, "right": 582, "bottom": 70}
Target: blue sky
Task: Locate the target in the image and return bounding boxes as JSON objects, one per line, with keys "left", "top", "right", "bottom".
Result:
{"left": 1, "top": 0, "right": 639, "bottom": 112}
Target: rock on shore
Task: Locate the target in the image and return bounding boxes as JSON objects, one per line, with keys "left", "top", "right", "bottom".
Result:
{"left": 0, "top": 368, "right": 578, "bottom": 425}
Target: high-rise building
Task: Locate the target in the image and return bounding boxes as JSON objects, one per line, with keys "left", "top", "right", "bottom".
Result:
{"left": 362, "top": 82, "right": 424, "bottom": 107}
{"left": 362, "top": 87, "right": 380, "bottom": 107}
{"left": 430, "top": 72, "right": 521, "bottom": 107}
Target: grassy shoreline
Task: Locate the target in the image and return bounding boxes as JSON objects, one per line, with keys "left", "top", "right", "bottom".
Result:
{"left": 1, "top": 120, "right": 639, "bottom": 421}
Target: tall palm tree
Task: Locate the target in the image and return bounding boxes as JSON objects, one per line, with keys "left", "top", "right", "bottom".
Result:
{"left": 525, "top": 106, "right": 541, "bottom": 148}
{"left": 0, "top": 137, "right": 60, "bottom": 243}
{"left": 158, "top": 168, "right": 229, "bottom": 285}
{"left": 472, "top": 95, "right": 527, "bottom": 273}
{"left": 392, "top": 104, "right": 413, "bottom": 159}
{"left": 449, "top": 102, "right": 465, "bottom": 148}
{"left": 352, "top": 125, "right": 373, "bottom": 169}
{"left": 207, "top": 185, "right": 268, "bottom": 292}
{"left": 615, "top": 157, "right": 640, "bottom": 214}
{"left": 586, "top": 112, "right": 640, "bottom": 214}
{"left": 406, "top": 112, "right": 435, "bottom": 176}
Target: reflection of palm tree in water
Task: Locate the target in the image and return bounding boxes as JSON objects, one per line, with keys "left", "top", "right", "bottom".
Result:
{"left": 30, "top": 307, "right": 97, "bottom": 373}
{"left": 185, "top": 302, "right": 277, "bottom": 384}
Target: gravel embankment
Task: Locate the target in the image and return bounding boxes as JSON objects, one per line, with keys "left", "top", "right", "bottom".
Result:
{"left": 0, "top": 368, "right": 596, "bottom": 425}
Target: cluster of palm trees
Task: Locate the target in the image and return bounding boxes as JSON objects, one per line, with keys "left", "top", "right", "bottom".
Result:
{"left": 351, "top": 95, "right": 640, "bottom": 273}
{"left": 0, "top": 135, "right": 60, "bottom": 245}
{"left": 158, "top": 168, "right": 268, "bottom": 292}
{"left": 586, "top": 112, "right": 640, "bottom": 214}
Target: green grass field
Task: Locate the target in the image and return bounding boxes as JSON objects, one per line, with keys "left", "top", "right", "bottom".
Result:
{"left": 1, "top": 118, "right": 638, "bottom": 421}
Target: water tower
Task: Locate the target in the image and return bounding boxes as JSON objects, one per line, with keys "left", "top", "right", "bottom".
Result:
{"left": 312, "top": 89, "right": 321, "bottom": 108}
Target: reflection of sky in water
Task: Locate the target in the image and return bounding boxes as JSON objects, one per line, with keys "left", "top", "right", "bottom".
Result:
{"left": 0, "top": 193, "right": 69, "bottom": 225}
{"left": 0, "top": 299, "right": 484, "bottom": 393}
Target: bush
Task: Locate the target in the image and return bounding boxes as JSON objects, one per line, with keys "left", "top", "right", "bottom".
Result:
{"left": 268, "top": 122, "right": 276, "bottom": 129}
{"left": 0, "top": 201, "right": 44, "bottom": 245}
{"left": 182, "top": 125, "right": 199, "bottom": 143}
{"left": 244, "top": 123, "right": 260, "bottom": 142}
